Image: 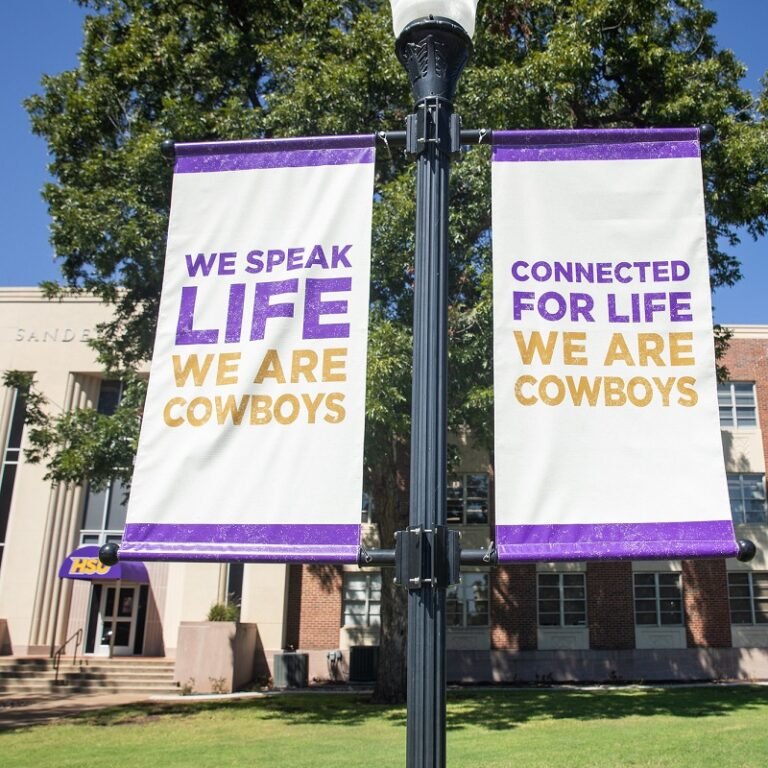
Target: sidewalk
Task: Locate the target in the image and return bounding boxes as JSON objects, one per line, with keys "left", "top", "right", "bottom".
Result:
{"left": 0, "top": 692, "right": 156, "bottom": 730}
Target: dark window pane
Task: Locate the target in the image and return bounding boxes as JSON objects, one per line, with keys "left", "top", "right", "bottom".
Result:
{"left": 465, "top": 474, "right": 489, "bottom": 497}
{"left": 104, "top": 588, "right": 115, "bottom": 617}
{"left": 0, "top": 464, "right": 18, "bottom": 541}
{"left": 465, "top": 503, "right": 488, "bottom": 524}
{"left": 118, "top": 589, "right": 134, "bottom": 617}
{"left": 7, "top": 388, "right": 28, "bottom": 451}
{"left": 114, "top": 621, "right": 131, "bottom": 645}
{"left": 106, "top": 480, "right": 129, "bottom": 531}
{"left": 83, "top": 487, "right": 107, "bottom": 531}
{"left": 97, "top": 380, "right": 122, "bottom": 415}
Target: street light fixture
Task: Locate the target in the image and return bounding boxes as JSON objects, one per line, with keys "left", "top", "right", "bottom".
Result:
{"left": 387, "top": 2, "right": 478, "bottom": 768}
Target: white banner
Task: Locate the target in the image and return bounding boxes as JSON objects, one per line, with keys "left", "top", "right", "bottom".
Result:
{"left": 492, "top": 128, "right": 737, "bottom": 561}
{"left": 121, "top": 136, "right": 375, "bottom": 562}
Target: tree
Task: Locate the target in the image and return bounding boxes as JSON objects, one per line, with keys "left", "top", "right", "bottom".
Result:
{"left": 17, "top": 0, "right": 768, "bottom": 703}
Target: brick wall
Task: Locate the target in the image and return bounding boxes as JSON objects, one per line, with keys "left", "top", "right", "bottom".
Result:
{"left": 683, "top": 559, "right": 732, "bottom": 648}
{"left": 721, "top": 335, "right": 768, "bottom": 464}
{"left": 490, "top": 564, "right": 537, "bottom": 650}
{"left": 587, "top": 561, "right": 635, "bottom": 649}
{"left": 295, "top": 565, "right": 343, "bottom": 650}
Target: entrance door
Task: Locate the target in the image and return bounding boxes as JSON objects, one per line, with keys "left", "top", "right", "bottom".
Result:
{"left": 95, "top": 584, "right": 139, "bottom": 656}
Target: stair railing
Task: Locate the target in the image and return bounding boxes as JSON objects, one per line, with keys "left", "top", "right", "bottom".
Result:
{"left": 52, "top": 628, "right": 83, "bottom": 683}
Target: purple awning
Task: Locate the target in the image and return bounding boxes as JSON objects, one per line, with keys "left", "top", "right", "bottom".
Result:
{"left": 58, "top": 545, "right": 149, "bottom": 583}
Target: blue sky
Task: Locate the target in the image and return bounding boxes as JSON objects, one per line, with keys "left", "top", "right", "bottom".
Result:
{"left": 1, "top": 0, "right": 766, "bottom": 324}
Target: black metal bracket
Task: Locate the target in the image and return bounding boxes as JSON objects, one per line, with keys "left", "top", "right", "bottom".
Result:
{"left": 404, "top": 98, "right": 462, "bottom": 156}
{"left": 393, "top": 526, "right": 460, "bottom": 590}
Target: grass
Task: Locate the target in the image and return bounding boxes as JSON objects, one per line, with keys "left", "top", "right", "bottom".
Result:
{"left": 2, "top": 686, "right": 768, "bottom": 767}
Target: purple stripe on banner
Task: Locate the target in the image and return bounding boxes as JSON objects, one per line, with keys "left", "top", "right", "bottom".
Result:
{"left": 492, "top": 128, "right": 700, "bottom": 163}
{"left": 119, "top": 523, "right": 361, "bottom": 563}
{"left": 496, "top": 520, "right": 738, "bottom": 562}
{"left": 175, "top": 135, "right": 376, "bottom": 173}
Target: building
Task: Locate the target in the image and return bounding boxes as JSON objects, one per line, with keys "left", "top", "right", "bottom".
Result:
{"left": 1, "top": 288, "right": 767, "bottom": 685}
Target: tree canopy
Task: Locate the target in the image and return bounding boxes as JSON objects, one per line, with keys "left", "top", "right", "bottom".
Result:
{"left": 14, "top": 0, "right": 768, "bottom": 702}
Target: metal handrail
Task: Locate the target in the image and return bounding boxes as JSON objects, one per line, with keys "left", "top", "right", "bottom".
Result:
{"left": 52, "top": 628, "right": 83, "bottom": 683}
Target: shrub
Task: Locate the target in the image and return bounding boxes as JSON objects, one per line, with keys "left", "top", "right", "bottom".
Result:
{"left": 207, "top": 602, "right": 240, "bottom": 622}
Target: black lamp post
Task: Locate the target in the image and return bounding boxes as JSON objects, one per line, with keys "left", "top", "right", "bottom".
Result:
{"left": 388, "top": 3, "right": 478, "bottom": 767}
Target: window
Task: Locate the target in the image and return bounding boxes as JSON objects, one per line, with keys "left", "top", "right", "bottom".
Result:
{"left": 728, "top": 474, "right": 767, "bottom": 525}
{"left": 361, "top": 491, "right": 374, "bottom": 524}
{"left": 633, "top": 573, "right": 683, "bottom": 626}
{"left": 342, "top": 572, "right": 381, "bottom": 627}
{"left": 227, "top": 563, "right": 244, "bottom": 608}
{"left": 728, "top": 572, "right": 768, "bottom": 625}
{"left": 447, "top": 473, "right": 488, "bottom": 524}
{"left": 79, "top": 380, "right": 128, "bottom": 546}
{"left": 447, "top": 572, "right": 489, "bottom": 627}
{"left": 718, "top": 382, "right": 757, "bottom": 428}
{"left": 0, "top": 384, "right": 28, "bottom": 571}
{"left": 80, "top": 479, "right": 129, "bottom": 545}
{"left": 537, "top": 573, "right": 587, "bottom": 627}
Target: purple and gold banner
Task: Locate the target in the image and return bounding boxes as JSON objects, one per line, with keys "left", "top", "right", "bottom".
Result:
{"left": 121, "top": 136, "right": 375, "bottom": 562}
{"left": 492, "top": 128, "right": 737, "bottom": 561}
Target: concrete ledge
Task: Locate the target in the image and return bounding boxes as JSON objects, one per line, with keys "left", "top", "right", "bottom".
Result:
{"left": 485, "top": 648, "right": 768, "bottom": 684}
{"left": 174, "top": 622, "right": 265, "bottom": 694}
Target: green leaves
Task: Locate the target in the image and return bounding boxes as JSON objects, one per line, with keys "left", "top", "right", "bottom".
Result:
{"left": 18, "top": 0, "right": 767, "bottom": 484}
{"left": 2, "top": 370, "right": 145, "bottom": 489}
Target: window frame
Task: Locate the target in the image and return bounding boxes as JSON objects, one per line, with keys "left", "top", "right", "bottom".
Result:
{"left": 537, "top": 572, "right": 587, "bottom": 628}
{"left": 633, "top": 572, "right": 684, "bottom": 627}
{"left": 728, "top": 571, "right": 768, "bottom": 625}
{"left": 342, "top": 572, "right": 382, "bottom": 628}
{"left": 718, "top": 382, "right": 757, "bottom": 428}
{"left": 0, "top": 384, "right": 28, "bottom": 571}
{"left": 727, "top": 473, "right": 767, "bottom": 525}
{"left": 79, "top": 379, "right": 128, "bottom": 546}
{"left": 79, "top": 479, "right": 129, "bottom": 546}
{"left": 446, "top": 571, "right": 490, "bottom": 628}
{"left": 446, "top": 472, "right": 489, "bottom": 525}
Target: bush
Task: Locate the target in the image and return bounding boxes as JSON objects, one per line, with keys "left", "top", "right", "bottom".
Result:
{"left": 207, "top": 602, "right": 240, "bottom": 622}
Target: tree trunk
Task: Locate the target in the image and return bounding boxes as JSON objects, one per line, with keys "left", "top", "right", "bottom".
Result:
{"left": 370, "top": 436, "right": 409, "bottom": 704}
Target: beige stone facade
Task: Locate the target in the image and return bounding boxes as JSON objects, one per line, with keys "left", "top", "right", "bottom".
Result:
{"left": 0, "top": 289, "right": 286, "bottom": 674}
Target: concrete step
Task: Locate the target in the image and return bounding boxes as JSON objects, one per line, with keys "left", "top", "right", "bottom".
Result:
{"left": 0, "top": 657, "right": 179, "bottom": 697}
{"left": 0, "top": 658, "right": 175, "bottom": 669}
{"left": 0, "top": 681, "right": 179, "bottom": 695}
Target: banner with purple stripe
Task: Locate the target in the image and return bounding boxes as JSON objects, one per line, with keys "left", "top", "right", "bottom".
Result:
{"left": 492, "top": 128, "right": 738, "bottom": 562}
{"left": 121, "top": 135, "right": 375, "bottom": 563}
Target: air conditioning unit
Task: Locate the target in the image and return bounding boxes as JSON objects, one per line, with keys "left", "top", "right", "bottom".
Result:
{"left": 272, "top": 652, "right": 308, "bottom": 688}
{"left": 349, "top": 646, "right": 379, "bottom": 683}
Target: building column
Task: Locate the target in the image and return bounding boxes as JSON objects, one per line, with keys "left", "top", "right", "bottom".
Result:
{"left": 683, "top": 559, "right": 732, "bottom": 648}
{"left": 587, "top": 561, "right": 635, "bottom": 650}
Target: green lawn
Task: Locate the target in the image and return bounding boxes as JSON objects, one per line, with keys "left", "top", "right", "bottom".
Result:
{"left": 2, "top": 686, "right": 767, "bottom": 768}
